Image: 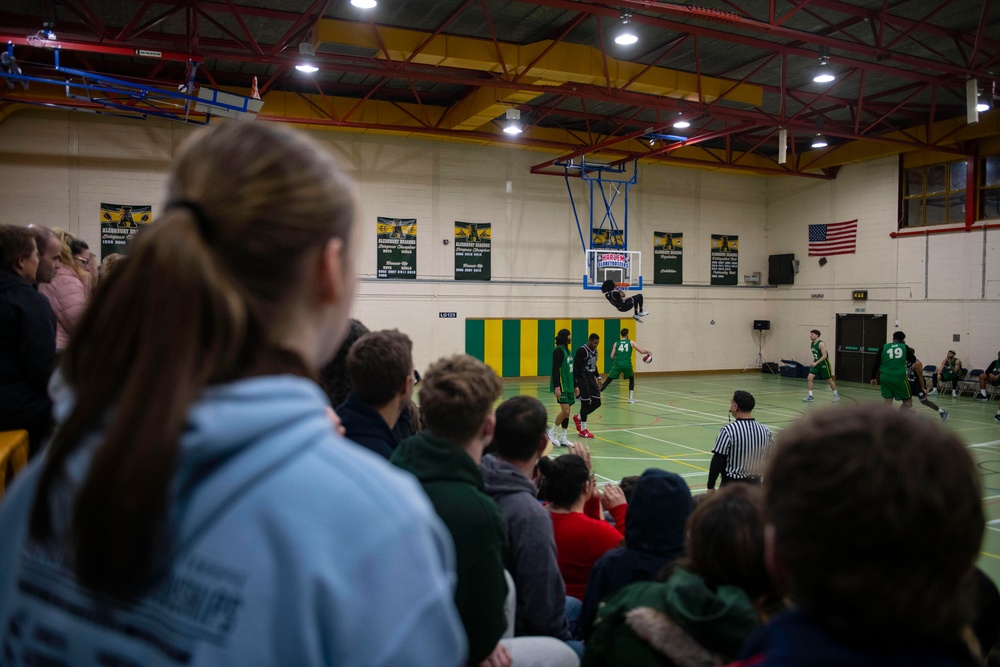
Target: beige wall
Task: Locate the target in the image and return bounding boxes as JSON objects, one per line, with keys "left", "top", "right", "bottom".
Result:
{"left": 2, "top": 110, "right": 996, "bottom": 374}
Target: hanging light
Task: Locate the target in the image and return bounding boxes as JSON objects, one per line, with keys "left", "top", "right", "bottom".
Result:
{"left": 673, "top": 115, "right": 691, "bottom": 129}
{"left": 813, "top": 46, "right": 835, "bottom": 83}
{"left": 351, "top": 0, "right": 377, "bottom": 7}
{"left": 296, "top": 42, "right": 319, "bottom": 73}
{"left": 503, "top": 108, "right": 522, "bottom": 135}
{"left": 614, "top": 13, "right": 638, "bottom": 46}
{"left": 811, "top": 117, "right": 828, "bottom": 148}
{"left": 977, "top": 89, "right": 991, "bottom": 113}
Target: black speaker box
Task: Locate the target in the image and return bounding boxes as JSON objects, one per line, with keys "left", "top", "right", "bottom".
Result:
{"left": 768, "top": 253, "right": 795, "bottom": 285}
{"left": 754, "top": 320, "right": 771, "bottom": 331}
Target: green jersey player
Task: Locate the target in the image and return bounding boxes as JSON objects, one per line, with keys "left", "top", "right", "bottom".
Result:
{"left": 803, "top": 329, "right": 839, "bottom": 402}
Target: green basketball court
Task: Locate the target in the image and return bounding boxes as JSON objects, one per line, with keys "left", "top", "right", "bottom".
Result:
{"left": 499, "top": 372, "right": 1000, "bottom": 581}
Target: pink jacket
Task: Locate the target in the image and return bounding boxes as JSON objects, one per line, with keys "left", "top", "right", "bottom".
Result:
{"left": 38, "top": 263, "right": 90, "bottom": 349}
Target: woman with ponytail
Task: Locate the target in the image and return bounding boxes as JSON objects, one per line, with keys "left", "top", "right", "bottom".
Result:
{"left": 0, "top": 123, "right": 465, "bottom": 666}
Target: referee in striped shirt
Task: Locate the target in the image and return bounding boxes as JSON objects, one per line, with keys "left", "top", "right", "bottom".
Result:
{"left": 707, "top": 390, "right": 773, "bottom": 490}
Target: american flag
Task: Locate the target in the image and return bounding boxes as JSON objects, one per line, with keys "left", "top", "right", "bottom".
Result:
{"left": 808, "top": 220, "right": 857, "bottom": 256}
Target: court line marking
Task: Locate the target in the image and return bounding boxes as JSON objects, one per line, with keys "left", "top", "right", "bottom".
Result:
{"left": 590, "top": 433, "right": 709, "bottom": 472}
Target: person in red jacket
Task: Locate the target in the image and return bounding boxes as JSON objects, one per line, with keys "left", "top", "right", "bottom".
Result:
{"left": 541, "top": 449, "right": 627, "bottom": 601}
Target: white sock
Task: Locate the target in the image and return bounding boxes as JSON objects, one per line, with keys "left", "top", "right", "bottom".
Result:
{"left": 581, "top": 421, "right": 587, "bottom": 430}
{"left": 832, "top": 390, "right": 838, "bottom": 395}
{"left": 560, "top": 428, "right": 567, "bottom": 439}
{"left": 808, "top": 390, "right": 814, "bottom": 397}
{"left": 629, "top": 391, "right": 634, "bottom": 399}
{"left": 981, "top": 390, "right": 988, "bottom": 397}
{"left": 939, "top": 408, "right": 946, "bottom": 414}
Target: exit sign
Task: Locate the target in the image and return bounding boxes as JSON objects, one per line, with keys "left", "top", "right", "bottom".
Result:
{"left": 852, "top": 289, "right": 868, "bottom": 300}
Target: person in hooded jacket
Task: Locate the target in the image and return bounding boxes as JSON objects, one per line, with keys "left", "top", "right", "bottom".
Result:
{"left": 578, "top": 468, "right": 693, "bottom": 639}
{"left": 0, "top": 123, "right": 466, "bottom": 667}
{"left": 481, "top": 395, "right": 573, "bottom": 642}
{"left": 582, "top": 484, "right": 777, "bottom": 667}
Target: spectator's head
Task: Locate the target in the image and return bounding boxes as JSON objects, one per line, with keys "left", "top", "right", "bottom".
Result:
{"left": 892, "top": 330, "right": 906, "bottom": 342}
{"left": 52, "top": 228, "right": 92, "bottom": 286}
{"left": 492, "top": 395, "right": 548, "bottom": 463}
{"left": 624, "top": 469, "right": 692, "bottom": 557}
{"left": 67, "top": 234, "right": 98, "bottom": 285}
{"left": 27, "top": 225, "right": 61, "bottom": 284}
{"left": 765, "top": 404, "right": 984, "bottom": 648}
{"left": 99, "top": 253, "right": 123, "bottom": 282}
{"left": 971, "top": 568, "right": 1000, "bottom": 660}
{"left": 419, "top": 354, "right": 502, "bottom": 447}
{"left": 683, "top": 484, "right": 771, "bottom": 602}
{"left": 33, "top": 122, "right": 359, "bottom": 598}
{"left": 318, "top": 319, "right": 369, "bottom": 407}
{"left": 947, "top": 350, "right": 956, "bottom": 360}
{"left": 619, "top": 475, "right": 640, "bottom": 503}
{"left": 601, "top": 279, "right": 616, "bottom": 293}
{"left": 346, "top": 329, "right": 414, "bottom": 409}
{"left": 0, "top": 225, "right": 39, "bottom": 282}
{"left": 538, "top": 454, "right": 592, "bottom": 510}
{"left": 732, "top": 390, "right": 755, "bottom": 414}
{"left": 555, "top": 328, "right": 571, "bottom": 347}
{"left": 809, "top": 329, "right": 820, "bottom": 340}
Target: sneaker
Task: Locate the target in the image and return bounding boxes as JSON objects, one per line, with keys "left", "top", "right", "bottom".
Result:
{"left": 976, "top": 394, "right": 989, "bottom": 401}
{"left": 637, "top": 310, "right": 650, "bottom": 317}
{"left": 547, "top": 426, "right": 560, "bottom": 445}
{"left": 580, "top": 429, "right": 595, "bottom": 439}
{"left": 559, "top": 436, "right": 572, "bottom": 447}
{"left": 832, "top": 394, "right": 840, "bottom": 403}
{"left": 952, "top": 390, "right": 958, "bottom": 397}
{"left": 929, "top": 388, "right": 938, "bottom": 396}
{"left": 633, "top": 315, "right": 644, "bottom": 323}
{"left": 802, "top": 396, "right": 814, "bottom": 402}
{"left": 995, "top": 414, "right": 1000, "bottom": 422}
{"left": 940, "top": 410, "right": 949, "bottom": 422}
{"left": 628, "top": 398, "right": 638, "bottom": 404}
{"left": 573, "top": 414, "right": 582, "bottom": 432}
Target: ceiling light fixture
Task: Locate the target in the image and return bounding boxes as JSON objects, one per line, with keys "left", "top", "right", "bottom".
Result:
{"left": 977, "top": 89, "right": 991, "bottom": 113}
{"left": 811, "top": 117, "right": 828, "bottom": 149}
{"left": 778, "top": 128, "right": 788, "bottom": 164}
{"left": 813, "top": 46, "right": 835, "bottom": 84}
{"left": 296, "top": 42, "right": 319, "bottom": 73}
{"left": 503, "top": 108, "right": 522, "bottom": 135}
{"left": 614, "top": 13, "right": 638, "bottom": 46}
{"left": 351, "top": 0, "right": 377, "bottom": 8}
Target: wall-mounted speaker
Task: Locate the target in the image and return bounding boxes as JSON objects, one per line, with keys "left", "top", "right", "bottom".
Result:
{"left": 754, "top": 320, "right": 771, "bottom": 331}
{"left": 768, "top": 254, "right": 795, "bottom": 285}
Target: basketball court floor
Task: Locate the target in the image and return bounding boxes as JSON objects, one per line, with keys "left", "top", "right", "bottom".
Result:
{"left": 499, "top": 372, "right": 1000, "bottom": 581}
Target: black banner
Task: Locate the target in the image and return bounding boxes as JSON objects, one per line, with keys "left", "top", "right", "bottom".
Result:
{"left": 454, "top": 221, "right": 491, "bottom": 281}
{"left": 100, "top": 203, "right": 152, "bottom": 259}
{"left": 710, "top": 234, "right": 739, "bottom": 286}
{"left": 653, "top": 232, "right": 682, "bottom": 285}
{"left": 377, "top": 217, "right": 417, "bottom": 279}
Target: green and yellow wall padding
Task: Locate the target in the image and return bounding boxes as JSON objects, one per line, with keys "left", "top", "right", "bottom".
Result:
{"left": 465, "top": 318, "right": 641, "bottom": 378}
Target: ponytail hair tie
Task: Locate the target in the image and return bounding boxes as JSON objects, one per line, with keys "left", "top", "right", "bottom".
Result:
{"left": 166, "top": 199, "right": 214, "bottom": 242}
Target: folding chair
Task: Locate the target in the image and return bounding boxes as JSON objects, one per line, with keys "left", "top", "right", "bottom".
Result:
{"left": 960, "top": 369, "right": 983, "bottom": 397}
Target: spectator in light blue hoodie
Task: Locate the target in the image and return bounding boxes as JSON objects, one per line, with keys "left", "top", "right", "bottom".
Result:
{"left": 0, "top": 122, "right": 465, "bottom": 667}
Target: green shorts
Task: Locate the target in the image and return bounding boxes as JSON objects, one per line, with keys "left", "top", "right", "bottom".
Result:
{"left": 608, "top": 364, "right": 634, "bottom": 380}
{"left": 809, "top": 361, "right": 832, "bottom": 380}
{"left": 880, "top": 376, "right": 912, "bottom": 401}
{"left": 941, "top": 369, "right": 959, "bottom": 381}
{"left": 556, "top": 392, "right": 575, "bottom": 406}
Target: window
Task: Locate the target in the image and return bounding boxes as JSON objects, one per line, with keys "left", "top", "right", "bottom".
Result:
{"left": 902, "top": 159, "right": 967, "bottom": 227}
{"left": 981, "top": 155, "right": 1000, "bottom": 220}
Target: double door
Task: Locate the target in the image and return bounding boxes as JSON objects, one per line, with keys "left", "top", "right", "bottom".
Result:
{"left": 834, "top": 314, "right": 887, "bottom": 383}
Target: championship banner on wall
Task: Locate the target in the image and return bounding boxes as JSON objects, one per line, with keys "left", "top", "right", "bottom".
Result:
{"left": 454, "top": 221, "right": 491, "bottom": 281}
{"left": 100, "top": 203, "right": 151, "bottom": 259}
{"left": 653, "top": 232, "right": 683, "bottom": 285}
{"left": 710, "top": 234, "right": 739, "bottom": 286}
{"left": 377, "top": 217, "right": 417, "bottom": 279}
{"left": 591, "top": 230, "right": 625, "bottom": 248}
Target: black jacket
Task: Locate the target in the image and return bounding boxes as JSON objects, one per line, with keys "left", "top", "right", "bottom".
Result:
{"left": 0, "top": 268, "right": 56, "bottom": 430}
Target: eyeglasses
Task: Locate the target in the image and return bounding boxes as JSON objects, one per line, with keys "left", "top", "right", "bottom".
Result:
{"left": 75, "top": 256, "right": 90, "bottom": 267}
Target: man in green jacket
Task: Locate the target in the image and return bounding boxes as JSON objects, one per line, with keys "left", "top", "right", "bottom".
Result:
{"left": 392, "top": 355, "right": 507, "bottom": 664}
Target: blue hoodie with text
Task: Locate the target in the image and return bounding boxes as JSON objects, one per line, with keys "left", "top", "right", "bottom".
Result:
{"left": 0, "top": 375, "right": 466, "bottom": 667}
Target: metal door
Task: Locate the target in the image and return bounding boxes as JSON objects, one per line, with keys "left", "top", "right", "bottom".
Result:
{"left": 835, "top": 314, "right": 887, "bottom": 382}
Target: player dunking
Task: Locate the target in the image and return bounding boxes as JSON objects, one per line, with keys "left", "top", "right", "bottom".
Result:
{"left": 573, "top": 333, "right": 601, "bottom": 438}
{"left": 802, "top": 329, "right": 839, "bottom": 402}
{"left": 600, "top": 328, "right": 649, "bottom": 404}
{"left": 601, "top": 280, "right": 650, "bottom": 322}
